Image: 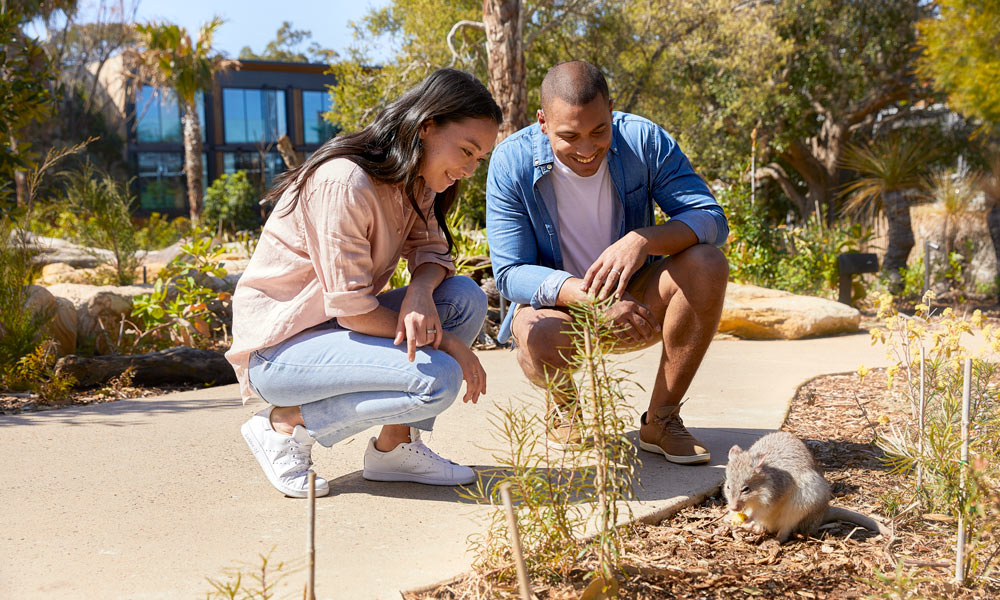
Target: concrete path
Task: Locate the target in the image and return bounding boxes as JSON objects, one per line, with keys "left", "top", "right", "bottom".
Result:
{"left": 0, "top": 333, "right": 893, "bottom": 599}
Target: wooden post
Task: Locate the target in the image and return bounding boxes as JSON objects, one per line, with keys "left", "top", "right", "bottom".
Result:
{"left": 307, "top": 472, "right": 316, "bottom": 600}
{"left": 955, "top": 358, "right": 971, "bottom": 585}
{"left": 499, "top": 483, "right": 532, "bottom": 600}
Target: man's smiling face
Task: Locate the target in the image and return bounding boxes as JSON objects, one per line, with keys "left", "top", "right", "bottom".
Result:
{"left": 537, "top": 94, "right": 613, "bottom": 177}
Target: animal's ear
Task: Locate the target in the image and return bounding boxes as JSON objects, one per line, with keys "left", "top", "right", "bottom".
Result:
{"left": 728, "top": 445, "right": 743, "bottom": 459}
{"left": 754, "top": 453, "right": 767, "bottom": 471}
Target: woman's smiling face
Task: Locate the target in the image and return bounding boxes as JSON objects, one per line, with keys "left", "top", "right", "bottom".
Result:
{"left": 537, "top": 94, "right": 613, "bottom": 177}
{"left": 418, "top": 117, "right": 499, "bottom": 193}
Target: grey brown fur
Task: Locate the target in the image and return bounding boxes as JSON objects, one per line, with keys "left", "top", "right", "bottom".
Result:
{"left": 724, "top": 431, "right": 889, "bottom": 542}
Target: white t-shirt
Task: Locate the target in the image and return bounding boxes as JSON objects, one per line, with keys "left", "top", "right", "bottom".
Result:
{"left": 550, "top": 154, "right": 617, "bottom": 278}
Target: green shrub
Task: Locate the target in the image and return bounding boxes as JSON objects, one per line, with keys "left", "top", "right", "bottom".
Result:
{"left": 203, "top": 171, "right": 260, "bottom": 236}
{"left": 718, "top": 184, "right": 782, "bottom": 288}
{"left": 0, "top": 219, "right": 49, "bottom": 369}
{"left": 135, "top": 212, "right": 190, "bottom": 250}
{"left": 64, "top": 162, "right": 142, "bottom": 285}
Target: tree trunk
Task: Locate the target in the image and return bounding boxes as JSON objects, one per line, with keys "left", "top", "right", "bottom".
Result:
{"left": 10, "top": 133, "right": 27, "bottom": 207}
{"left": 483, "top": 0, "right": 527, "bottom": 142}
{"left": 181, "top": 104, "right": 205, "bottom": 223}
{"left": 882, "top": 189, "right": 914, "bottom": 293}
{"left": 55, "top": 346, "right": 237, "bottom": 387}
{"left": 986, "top": 203, "right": 1000, "bottom": 304}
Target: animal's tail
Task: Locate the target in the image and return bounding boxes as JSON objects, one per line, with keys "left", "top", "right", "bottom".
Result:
{"left": 824, "top": 506, "right": 891, "bottom": 537}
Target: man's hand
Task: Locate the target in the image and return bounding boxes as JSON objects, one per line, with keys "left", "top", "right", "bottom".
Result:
{"left": 582, "top": 231, "right": 649, "bottom": 301}
{"left": 603, "top": 293, "right": 660, "bottom": 345}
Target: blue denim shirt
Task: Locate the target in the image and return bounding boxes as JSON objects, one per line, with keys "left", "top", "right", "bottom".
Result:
{"left": 485, "top": 111, "right": 728, "bottom": 343}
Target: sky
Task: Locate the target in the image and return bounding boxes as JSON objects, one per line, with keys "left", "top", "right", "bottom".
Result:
{"left": 31, "top": 0, "right": 394, "bottom": 62}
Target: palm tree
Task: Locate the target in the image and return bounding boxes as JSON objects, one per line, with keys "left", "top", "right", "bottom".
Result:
{"left": 127, "top": 18, "right": 237, "bottom": 222}
{"left": 839, "top": 134, "right": 937, "bottom": 293}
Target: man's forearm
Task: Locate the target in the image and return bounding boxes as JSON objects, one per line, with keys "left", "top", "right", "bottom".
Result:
{"left": 627, "top": 220, "right": 698, "bottom": 257}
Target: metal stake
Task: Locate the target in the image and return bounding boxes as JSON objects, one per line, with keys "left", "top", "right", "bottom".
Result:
{"left": 307, "top": 472, "right": 316, "bottom": 600}
{"left": 955, "top": 358, "right": 971, "bottom": 585}
{"left": 499, "top": 483, "right": 532, "bottom": 600}
{"left": 917, "top": 345, "right": 925, "bottom": 490}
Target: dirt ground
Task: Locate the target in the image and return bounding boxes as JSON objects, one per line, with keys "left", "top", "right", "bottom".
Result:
{"left": 407, "top": 368, "right": 999, "bottom": 600}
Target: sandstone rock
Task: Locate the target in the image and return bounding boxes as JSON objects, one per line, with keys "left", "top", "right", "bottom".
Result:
{"left": 20, "top": 286, "right": 76, "bottom": 355}
{"left": 718, "top": 283, "right": 861, "bottom": 340}
{"left": 44, "top": 283, "right": 154, "bottom": 354}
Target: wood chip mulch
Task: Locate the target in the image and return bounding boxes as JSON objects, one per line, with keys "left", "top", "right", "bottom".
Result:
{"left": 409, "top": 368, "right": 999, "bottom": 600}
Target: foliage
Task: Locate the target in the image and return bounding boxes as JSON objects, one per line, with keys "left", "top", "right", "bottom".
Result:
{"left": 840, "top": 135, "right": 938, "bottom": 224}
{"left": 917, "top": 0, "right": 1000, "bottom": 127}
{"left": 869, "top": 293, "right": 1000, "bottom": 583}
{"left": 125, "top": 229, "right": 231, "bottom": 352}
{"left": 238, "top": 21, "right": 338, "bottom": 64}
{"left": 0, "top": 5, "right": 56, "bottom": 209}
{"left": 464, "top": 298, "right": 639, "bottom": 589}
{"left": 202, "top": 171, "right": 261, "bottom": 236}
{"left": 63, "top": 162, "right": 142, "bottom": 285}
{"left": 2, "top": 341, "right": 77, "bottom": 403}
{"left": 204, "top": 549, "right": 301, "bottom": 600}
{"left": 0, "top": 221, "right": 48, "bottom": 369}
{"left": 135, "top": 212, "right": 190, "bottom": 250}
{"left": 721, "top": 183, "right": 870, "bottom": 298}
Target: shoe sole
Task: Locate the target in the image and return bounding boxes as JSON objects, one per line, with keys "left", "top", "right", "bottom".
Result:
{"left": 638, "top": 439, "right": 711, "bottom": 464}
{"left": 362, "top": 469, "right": 475, "bottom": 486}
{"left": 241, "top": 421, "right": 330, "bottom": 498}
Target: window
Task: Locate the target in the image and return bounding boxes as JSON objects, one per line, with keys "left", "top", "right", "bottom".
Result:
{"left": 136, "top": 152, "right": 208, "bottom": 212}
{"left": 223, "top": 88, "right": 287, "bottom": 144}
{"left": 137, "top": 153, "right": 185, "bottom": 211}
{"left": 302, "top": 90, "right": 338, "bottom": 145}
{"left": 223, "top": 151, "right": 286, "bottom": 190}
{"left": 135, "top": 87, "right": 205, "bottom": 143}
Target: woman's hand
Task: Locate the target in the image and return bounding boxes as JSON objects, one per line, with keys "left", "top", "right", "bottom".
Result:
{"left": 439, "top": 333, "right": 487, "bottom": 403}
{"left": 394, "top": 285, "right": 443, "bottom": 362}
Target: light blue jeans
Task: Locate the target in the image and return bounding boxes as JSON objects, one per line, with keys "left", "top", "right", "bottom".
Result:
{"left": 248, "top": 275, "right": 487, "bottom": 447}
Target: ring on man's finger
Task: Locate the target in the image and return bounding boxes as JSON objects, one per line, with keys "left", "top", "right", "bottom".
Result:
{"left": 609, "top": 268, "right": 621, "bottom": 275}
{"left": 426, "top": 328, "right": 437, "bottom": 334}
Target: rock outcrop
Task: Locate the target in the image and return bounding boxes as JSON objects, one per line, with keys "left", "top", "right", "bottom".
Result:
{"left": 719, "top": 283, "right": 861, "bottom": 340}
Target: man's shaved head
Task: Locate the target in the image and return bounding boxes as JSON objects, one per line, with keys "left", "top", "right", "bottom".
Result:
{"left": 540, "top": 61, "right": 610, "bottom": 112}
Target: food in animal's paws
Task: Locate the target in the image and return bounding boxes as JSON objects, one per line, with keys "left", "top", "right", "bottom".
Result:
{"left": 729, "top": 511, "right": 748, "bottom": 525}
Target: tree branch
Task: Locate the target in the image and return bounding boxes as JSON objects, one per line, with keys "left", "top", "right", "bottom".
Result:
{"left": 446, "top": 19, "right": 485, "bottom": 67}
{"left": 758, "top": 162, "right": 808, "bottom": 216}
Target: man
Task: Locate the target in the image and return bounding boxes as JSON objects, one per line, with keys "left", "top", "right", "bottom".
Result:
{"left": 485, "top": 61, "right": 729, "bottom": 464}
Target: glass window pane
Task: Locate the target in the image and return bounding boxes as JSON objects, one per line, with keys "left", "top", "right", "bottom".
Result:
{"left": 137, "top": 152, "right": 186, "bottom": 212}
{"left": 222, "top": 151, "right": 287, "bottom": 190}
{"left": 244, "top": 90, "right": 264, "bottom": 142}
{"left": 136, "top": 87, "right": 161, "bottom": 143}
{"left": 159, "top": 89, "right": 182, "bottom": 142}
{"left": 302, "top": 90, "right": 336, "bottom": 145}
{"left": 223, "top": 88, "right": 246, "bottom": 143}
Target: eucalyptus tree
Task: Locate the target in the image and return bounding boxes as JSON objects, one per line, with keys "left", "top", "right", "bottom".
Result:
{"left": 126, "top": 18, "right": 237, "bottom": 222}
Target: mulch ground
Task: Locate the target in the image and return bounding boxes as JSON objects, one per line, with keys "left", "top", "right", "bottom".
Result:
{"left": 407, "top": 366, "right": 999, "bottom": 600}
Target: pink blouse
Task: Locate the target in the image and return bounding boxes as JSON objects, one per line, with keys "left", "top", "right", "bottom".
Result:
{"left": 225, "top": 157, "right": 455, "bottom": 402}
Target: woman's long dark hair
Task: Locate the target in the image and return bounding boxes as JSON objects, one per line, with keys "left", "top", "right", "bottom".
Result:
{"left": 267, "top": 68, "right": 503, "bottom": 252}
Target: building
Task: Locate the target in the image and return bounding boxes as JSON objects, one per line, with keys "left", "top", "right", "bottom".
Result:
{"left": 99, "top": 58, "right": 338, "bottom": 215}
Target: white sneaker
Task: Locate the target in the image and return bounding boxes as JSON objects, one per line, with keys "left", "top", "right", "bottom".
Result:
{"left": 241, "top": 407, "right": 330, "bottom": 498}
{"left": 363, "top": 428, "right": 476, "bottom": 486}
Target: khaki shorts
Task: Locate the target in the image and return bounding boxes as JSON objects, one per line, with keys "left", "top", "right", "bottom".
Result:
{"left": 510, "top": 257, "right": 668, "bottom": 347}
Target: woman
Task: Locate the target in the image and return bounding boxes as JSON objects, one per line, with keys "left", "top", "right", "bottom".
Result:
{"left": 226, "top": 69, "right": 502, "bottom": 498}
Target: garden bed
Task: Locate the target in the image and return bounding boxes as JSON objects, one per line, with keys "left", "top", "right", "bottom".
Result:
{"left": 407, "top": 368, "right": 998, "bottom": 600}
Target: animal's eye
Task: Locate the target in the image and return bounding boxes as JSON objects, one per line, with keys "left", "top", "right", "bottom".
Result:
{"left": 741, "top": 486, "right": 751, "bottom": 494}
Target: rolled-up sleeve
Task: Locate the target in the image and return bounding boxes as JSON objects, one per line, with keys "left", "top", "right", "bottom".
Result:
{"left": 647, "top": 125, "right": 729, "bottom": 247}
{"left": 300, "top": 180, "right": 381, "bottom": 318}
{"left": 402, "top": 206, "right": 455, "bottom": 276}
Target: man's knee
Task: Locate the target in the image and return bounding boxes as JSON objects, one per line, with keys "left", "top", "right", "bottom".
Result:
{"left": 678, "top": 244, "right": 729, "bottom": 282}
{"left": 514, "top": 314, "right": 573, "bottom": 379}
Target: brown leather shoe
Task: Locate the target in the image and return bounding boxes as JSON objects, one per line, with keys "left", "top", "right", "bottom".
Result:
{"left": 638, "top": 404, "right": 710, "bottom": 464}
{"left": 545, "top": 406, "right": 583, "bottom": 450}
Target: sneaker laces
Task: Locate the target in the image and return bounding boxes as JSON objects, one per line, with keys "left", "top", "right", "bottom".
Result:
{"left": 655, "top": 403, "right": 692, "bottom": 439}
{"left": 408, "top": 440, "right": 457, "bottom": 465}
{"left": 281, "top": 438, "right": 314, "bottom": 474}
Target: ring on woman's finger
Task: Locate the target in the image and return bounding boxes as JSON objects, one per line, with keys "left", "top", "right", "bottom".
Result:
{"left": 426, "top": 328, "right": 437, "bottom": 334}
{"left": 609, "top": 268, "right": 621, "bottom": 275}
